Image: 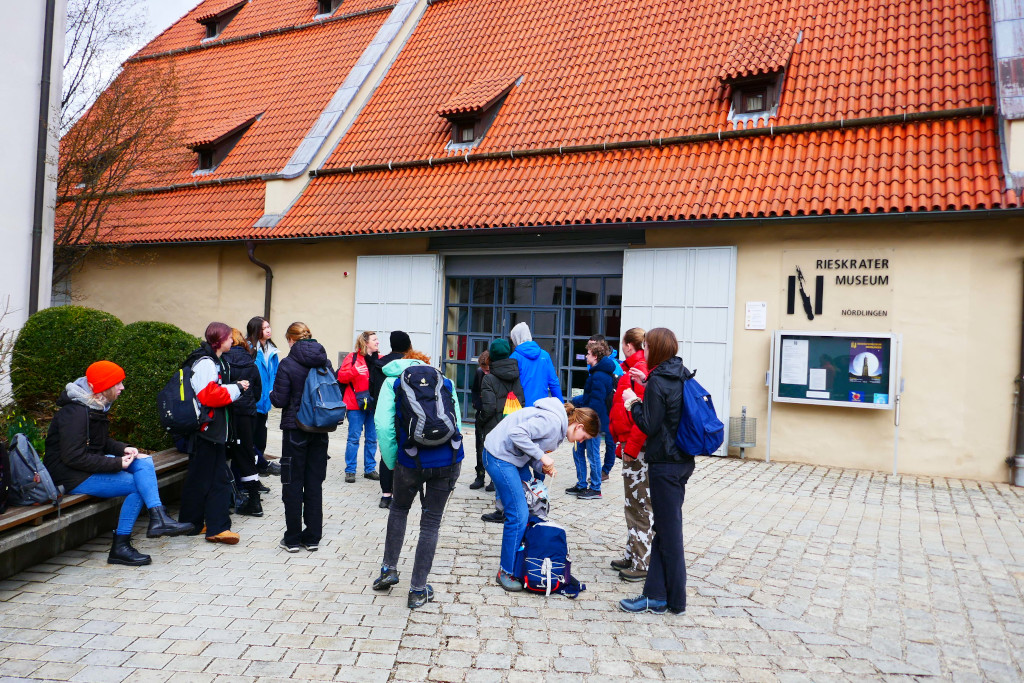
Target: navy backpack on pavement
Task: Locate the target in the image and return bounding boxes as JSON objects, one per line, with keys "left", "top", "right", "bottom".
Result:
{"left": 513, "top": 516, "right": 586, "bottom": 598}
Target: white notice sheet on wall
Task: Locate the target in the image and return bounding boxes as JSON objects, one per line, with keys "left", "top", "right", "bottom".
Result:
{"left": 745, "top": 301, "right": 767, "bottom": 330}
{"left": 780, "top": 339, "right": 809, "bottom": 385}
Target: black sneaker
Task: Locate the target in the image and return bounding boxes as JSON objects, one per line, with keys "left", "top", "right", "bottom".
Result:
{"left": 345, "top": 472, "right": 356, "bottom": 483}
{"left": 564, "top": 485, "right": 585, "bottom": 496}
{"left": 379, "top": 496, "right": 392, "bottom": 509}
{"left": 481, "top": 510, "right": 505, "bottom": 523}
{"left": 255, "top": 481, "right": 271, "bottom": 493}
{"left": 407, "top": 585, "right": 434, "bottom": 609}
{"left": 279, "top": 541, "right": 300, "bottom": 553}
{"left": 373, "top": 566, "right": 400, "bottom": 591}
{"left": 302, "top": 542, "right": 319, "bottom": 552}
{"left": 577, "top": 488, "right": 602, "bottom": 500}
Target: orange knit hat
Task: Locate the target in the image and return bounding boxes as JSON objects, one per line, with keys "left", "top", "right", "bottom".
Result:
{"left": 86, "top": 361, "right": 125, "bottom": 393}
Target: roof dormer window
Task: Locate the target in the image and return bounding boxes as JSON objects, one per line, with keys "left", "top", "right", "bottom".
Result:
{"left": 439, "top": 74, "right": 520, "bottom": 150}
{"left": 188, "top": 112, "right": 261, "bottom": 174}
{"left": 316, "top": 0, "right": 343, "bottom": 17}
{"left": 719, "top": 29, "right": 799, "bottom": 125}
{"left": 196, "top": 0, "right": 247, "bottom": 41}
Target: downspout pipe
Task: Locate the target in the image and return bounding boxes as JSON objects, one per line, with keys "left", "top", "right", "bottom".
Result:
{"left": 29, "top": 0, "right": 58, "bottom": 314}
{"left": 1015, "top": 262, "right": 1024, "bottom": 480}
{"left": 246, "top": 241, "right": 273, "bottom": 321}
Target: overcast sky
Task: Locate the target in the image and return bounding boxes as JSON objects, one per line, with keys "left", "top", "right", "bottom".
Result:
{"left": 122, "top": 0, "right": 202, "bottom": 60}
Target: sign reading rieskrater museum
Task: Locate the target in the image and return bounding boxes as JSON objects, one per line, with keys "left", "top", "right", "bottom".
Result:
{"left": 780, "top": 249, "right": 894, "bottom": 331}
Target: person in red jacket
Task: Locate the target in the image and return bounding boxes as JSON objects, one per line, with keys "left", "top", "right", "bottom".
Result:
{"left": 337, "top": 330, "right": 380, "bottom": 484}
{"left": 607, "top": 327, "right": 652, "bottom": 583}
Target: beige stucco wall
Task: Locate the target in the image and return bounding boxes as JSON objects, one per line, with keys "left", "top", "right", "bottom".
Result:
{"left": 72, "top": 237, "right": 428, "bottom": 363}
{"left": 74, "top": 217, "right": 1024, "bottom": 482}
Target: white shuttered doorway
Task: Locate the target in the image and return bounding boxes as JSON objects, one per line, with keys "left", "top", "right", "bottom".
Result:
{"left": 620, "top": 247, "right": 737, "bottom": 454}
{"left": 354, "top": 255, "right": 444, "bottom": 359}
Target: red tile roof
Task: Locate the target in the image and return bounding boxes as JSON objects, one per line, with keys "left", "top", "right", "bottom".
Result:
{"left": 719, "top": 29, "right": 800, "bottom": 83}
{"left": 185, "top": 111, "right": 262, "bottom": 149}
{"left": 438, "top": 74, "right": 519, "bottom": 117}
{"left": 274, "top": 117, "right": 1016, "bottom": 237}
{"left": 194, "top": 0, "right": 246, "bottom": 24}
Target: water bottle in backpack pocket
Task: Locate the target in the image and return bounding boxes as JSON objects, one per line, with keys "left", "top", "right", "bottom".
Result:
{"left": 8, "top": 433, "right": 63, "bottom": 507}
{"left": 297, "top": 366, "right": 347, "bottom": 432}
{"left": 674, "top": 370, "right": 725, "bottom": 456}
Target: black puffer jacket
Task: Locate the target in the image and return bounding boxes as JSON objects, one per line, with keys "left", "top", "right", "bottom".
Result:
{"left": 270, "top": 339, "right": 335, "bottom": 431}
{"left": 478, "top": 358, "right": 526, "bottom": 441}
{"left": 225, "top": 345, "right": 262, "bottom": 417}
{"left": 43, "top": 378, "right": 128, "bottom": 492}
{"left": 370, "top": 351, "right": 404, "bottom": 400}
{"left": 628, "top": 356, "right": 693, "bottom": 463}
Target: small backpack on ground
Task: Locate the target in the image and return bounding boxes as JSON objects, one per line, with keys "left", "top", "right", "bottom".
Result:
{"left": 8, "top": 433, "right": 62, "bottom": 507}
{"left": 513, "top": 516, "right": 586, "bottom": 598}
{"left": 674, "top": 369, "right": 725, "bottom": 456}
{"left": 397, "top": 365, "right": 460, "bottom": 448}
{"left": 0, "top": 440, "right": 10, "bottom": 514}
{"left": 158, "top": 364, "right": 205, "bottom": 437}
{"left": 296, "top": 366, "right": 347, "bottom": 432}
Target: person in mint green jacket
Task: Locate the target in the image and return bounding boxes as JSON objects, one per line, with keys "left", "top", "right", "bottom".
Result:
{"left": 372, "top": 350, "right": 464, "bottom": 609}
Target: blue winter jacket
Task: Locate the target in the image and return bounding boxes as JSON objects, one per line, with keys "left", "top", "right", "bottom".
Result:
{"left": 570, "top": 355, "right": 616, "bottom": 431}
{"left": 255, "top": 342, "right": 279, "bottom": 414}
{"left": 511, "top": 341, "right": 564, "bottom": 405}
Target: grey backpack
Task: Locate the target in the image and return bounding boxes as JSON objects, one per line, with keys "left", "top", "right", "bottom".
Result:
{"left": 9, "top": 433, "right": 62, "bottom": 506}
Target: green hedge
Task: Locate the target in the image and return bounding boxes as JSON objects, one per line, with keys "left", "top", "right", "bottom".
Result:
{"left": 100, "top": 321, "right": 199, "bottom": 450}
{"left": 11, "top": 306, "right": 124, "bottom": 412}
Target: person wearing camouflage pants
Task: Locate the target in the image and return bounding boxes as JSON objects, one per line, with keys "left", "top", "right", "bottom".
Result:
{"left": 621, "top": 451, "right": 653, "bottom": 576}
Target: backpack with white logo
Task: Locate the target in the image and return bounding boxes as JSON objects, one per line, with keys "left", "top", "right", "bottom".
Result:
{"left": 513, "top": 517, "right": 586, "bottom": 598}
{"left": 8, "top": 433, "right": 62, "bottom": 507}
{"left": 296, "top": 366, "right": 347, "bottom": 432}
{"left": 674, "top": 369, "right": 725, "bottom": 456}
{"left": 397, "top": 365, "right": 460, "bottom": 449}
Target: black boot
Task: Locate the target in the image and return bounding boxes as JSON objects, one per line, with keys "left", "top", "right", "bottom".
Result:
{"left": 237, "top": 489, "right": 263, "bottom": 517}
{"left": 469, "top": 475, "right": 485, "bottom": 490}
{"left": 108, "top": 534, "right": 151, "bottom": 566}
{"left": 146, "top": 506, "right": 195, "bottom": 538}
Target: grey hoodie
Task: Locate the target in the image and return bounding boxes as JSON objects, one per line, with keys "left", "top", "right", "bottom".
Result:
{"left": 510, "top": 322, "right": 533, "bottom": 346}
{"left": 483, "top": 396, "right": 567, "bottom": 468}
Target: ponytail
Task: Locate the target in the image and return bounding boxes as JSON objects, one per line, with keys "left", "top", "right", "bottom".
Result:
{"left": 565, "top": 403, "right": 600, "bottom": 438}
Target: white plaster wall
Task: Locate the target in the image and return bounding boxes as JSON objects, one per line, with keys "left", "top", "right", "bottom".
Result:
{"left": 0, "top": 3, "right": 65, "bottom": 394}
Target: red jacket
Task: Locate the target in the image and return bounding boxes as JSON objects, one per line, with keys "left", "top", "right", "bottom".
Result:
{"left": 608, "top": 349, "right": 649, "bottom": 458}
{"left": 337, "top": 351, "right": 371, "bottom": 411}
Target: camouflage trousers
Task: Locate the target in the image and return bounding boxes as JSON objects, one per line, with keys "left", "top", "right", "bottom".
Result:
{"left": 621, "top": 451, "right": 653, "bottom": 571}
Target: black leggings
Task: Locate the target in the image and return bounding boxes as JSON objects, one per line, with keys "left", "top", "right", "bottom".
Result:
{"left": 379, "top": 459, "right": 393, "bottom": 495}
{"left": 228, "top": 413, "right": 259, "bottom": 488}
{"left": 383, "top": 462, "right": 460, "bottom": 590}
{"left": 179, "top": 438, "right": 232, "bottom": 536}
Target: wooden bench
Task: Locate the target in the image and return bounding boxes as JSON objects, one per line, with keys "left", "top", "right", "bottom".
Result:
{"left": 0, "top": 448, "right": 190, "bottom": 580}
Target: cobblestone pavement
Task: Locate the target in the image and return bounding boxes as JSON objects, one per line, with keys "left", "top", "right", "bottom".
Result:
{"left": 2, "top": 419, "right": 1024, "bottom": 682}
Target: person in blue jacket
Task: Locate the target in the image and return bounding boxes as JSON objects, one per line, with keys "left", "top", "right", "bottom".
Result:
{"left": 509, "top": 322, "right": 564, "bottom": 404}
{"left": 566, "top": 339, "right": 616, "bottom": 499}
{"left": 247, "top": 316, "right": 281, "bottom": 476}
{"left": 372, "top": 350, "right": 463, "bottom": 609}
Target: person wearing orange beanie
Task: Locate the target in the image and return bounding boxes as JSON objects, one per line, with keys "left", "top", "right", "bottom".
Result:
{"left": 44, "top": 361, "right": 194, "bottom": 566}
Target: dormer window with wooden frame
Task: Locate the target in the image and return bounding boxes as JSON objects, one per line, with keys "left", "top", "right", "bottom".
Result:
{"left": 316, "top": 0, "right": 343, "bottom": 17}
{"left": 438, "top": 74, "right": 520, "bottom": 150}
{"left": 188, "top": 112, "right": 261, "bottom": 174}
{"left": 719, "top": 28, "right": 800, "bottom": 125}
{"left": 196, "top": 0, "right": 247, "bottom": 41}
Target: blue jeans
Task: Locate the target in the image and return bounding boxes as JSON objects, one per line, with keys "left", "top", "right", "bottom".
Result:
{"left": 72, "top": 457, "right": 161, "bottom": 535}
{"left": 345, "top": 408, "right": 377, "bottom": 474}
{"left": 573, "top": 437, "right": 602, "bottom": 491}
{"left": 602, "top": 431, "right": 616, "bottom": 474}
{"left": 483, "top": 450, "right": 531, "bottom": 573}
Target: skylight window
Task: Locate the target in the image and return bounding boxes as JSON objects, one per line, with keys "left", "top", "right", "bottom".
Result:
{"left": 718, "top": 29, "right": 799, "bottom": 125}
{"left": 438, "top": 74, "right": 520, "bottom": 150}
{"left": 316, "top": 0, "right": 343, "bottom": 16}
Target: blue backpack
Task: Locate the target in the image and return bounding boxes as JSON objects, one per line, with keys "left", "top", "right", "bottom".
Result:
{"left": 513, "top": 516, "right": 586, "bottom": 598}
{"left": 674, "top": 370, "right": 725, "bottom": 455}
{"left": 296, "top": 366, "right": 347, "bottom": 432}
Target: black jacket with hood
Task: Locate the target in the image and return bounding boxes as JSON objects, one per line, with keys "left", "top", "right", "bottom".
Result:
{"left": 224, "top": 345, "right": 262, "bottom": 417}
{"left": 370, "top": 350, "right": 404, "bottom": 401}
{"left": 478, "top": 358, "right": 526, "bottom": 442}
{"left": 270, "top": 338, "right": 335, "bottom": 431}
{"left": 43, "top": 378, "right": 128, "bottom": 492}
{"left": 628, "top": 355, "right": 694, "bottom": 463}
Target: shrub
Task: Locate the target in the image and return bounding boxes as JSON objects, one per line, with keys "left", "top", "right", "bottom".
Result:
{"left": 11, "top": 306, "right": 123, "bottom": 412}
{"left": 4, "top": 410, "right": 46, "bottom": 457}
{"left": 100, "top": 321, "right": 199, "bottom": 450}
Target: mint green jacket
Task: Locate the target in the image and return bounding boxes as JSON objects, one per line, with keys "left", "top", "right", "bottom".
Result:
{"left": 374, "top": 358, "right": 463, "bottom": 469}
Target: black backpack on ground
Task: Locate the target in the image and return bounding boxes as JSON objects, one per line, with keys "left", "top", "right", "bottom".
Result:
{"left": 396, "top": 365, "right": 460, "bottom": 450}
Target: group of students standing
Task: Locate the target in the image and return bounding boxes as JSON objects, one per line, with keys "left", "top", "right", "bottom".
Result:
{"left": 41, "top": 314, "right": 695, "bottom": 616}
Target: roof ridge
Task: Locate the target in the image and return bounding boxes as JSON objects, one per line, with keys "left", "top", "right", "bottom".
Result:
{"left": 312, "top": 105, "right": 994, "bottom": 178}
{"left": 126, "top": 3, "right": 395, "bottom": 64}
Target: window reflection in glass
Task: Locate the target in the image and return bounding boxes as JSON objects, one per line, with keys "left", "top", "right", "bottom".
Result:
{"left": 603, "top": 309, "right": 621, "bottom": 339}
{"left": 472, "top": 278, "right": 496, "bottom": 304}
{"left": 448, "top": 278, "right": 470, "bottom": 304}
{"left": 508, "top": 278, "right": 533, "bottom": 305}
{"left": 470, "top": 307, "right": 494, "bottom": 333}
{"left": 536, "top": 278, "right": 562, "bottom": 305}
{"left": 605, "top": 278, "right": 622, "bottom": 307}
{"left": 447, "top": 307, "right": 468, "bottom": 333}
{"left": 534, "top": 311, "right": 556, "bottom": 336}
{"left": 573, "top": 278, "right": 600, "bottom": 305}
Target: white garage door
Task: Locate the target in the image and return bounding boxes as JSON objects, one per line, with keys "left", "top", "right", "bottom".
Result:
{"left": 354, "top": 255, "right": 443, "bottom": 359}
{"left": 621, "top": 247, "right": 736, "bottom": 454}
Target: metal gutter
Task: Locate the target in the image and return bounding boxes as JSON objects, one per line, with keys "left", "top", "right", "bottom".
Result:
{"left": 310, "top": 106, "right": 995, "bottom": 178}
{"left": 246, "top": 241, "right": 273, "bottom": 320}
{"left": 57, "top": 174, "right": 267, "bottom": 202}
{"left": 29, "top": 0, "right": 58, "bottom": 314}
{"left": 126, "top": 4, "right": 396, "bottom": 64}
